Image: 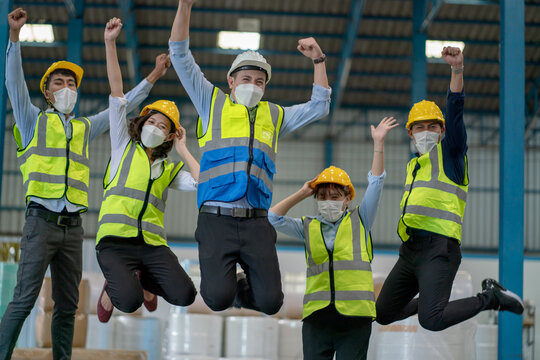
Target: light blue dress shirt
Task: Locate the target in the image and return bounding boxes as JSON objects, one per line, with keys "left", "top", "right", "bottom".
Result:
{"left": 268, "top": 171, "right": 386, "bottom": 252}
{"left": 5, "top": 40, "right": 154, "bottom": 213}
{"left": 169, "top": 38, "right": 332, "bottom": 209}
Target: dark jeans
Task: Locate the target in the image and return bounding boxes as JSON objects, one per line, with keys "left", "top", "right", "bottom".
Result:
{"left": 0, "top": 207, "right": 83, "bottom": 360}
{"left": 96, "top": 236, "right": 196, "bottom": 313}
{"left": 195, "top": 213, "right": 283, "bottom": 315}
{"left": 376, "top": 233, "right": 488, "bottom": 331}
{"left": 302, "top": 304, "right": 372, "bottom": 360}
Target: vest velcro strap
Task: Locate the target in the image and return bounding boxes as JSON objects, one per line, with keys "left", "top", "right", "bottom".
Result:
{"left": 335, "top": 290, "right": 375, "bottom": 302}
{"left": 409, "top": 180, "right": 467, "bottom": 202}
{"left": 405, "top": 205, "right": 462, "bottom": 225}
{"left": 303, "top": 291, "right": 331, "bottom": 304}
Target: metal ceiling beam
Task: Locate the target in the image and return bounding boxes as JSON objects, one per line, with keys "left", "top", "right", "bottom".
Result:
{"left": 412, "top": 0, "right": 428, "bottom": 103}
{"left": 66, "top": 0, "right": 84, "bottom": 115}
{"left": 499, "top": 1, "right": 525, "bottom": 358}
{"left": 421, "top": 0, "right": 444, "bottom": 32}
{"left": 327, "top": 0, "right": 366, "bottom": 143}
{"left": 118, "top": 0, "right": 141, "bottom": 87}
{"left": 0, "top": 0, "right": 13, "bottom": 210}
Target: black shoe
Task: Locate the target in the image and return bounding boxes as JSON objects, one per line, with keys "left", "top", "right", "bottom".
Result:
{"left": 481, "top": 278, "right": 524, "bottom": 314}
{"left": 232, "top": 271, "right": 250, "bottom": 309}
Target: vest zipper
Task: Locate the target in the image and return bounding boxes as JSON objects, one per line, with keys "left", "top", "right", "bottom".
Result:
{"left": 321, "top": 223, "right": 335, "bottom": 304}
{"left": 63, "top": 119, "right": 72, "bottom": 199}
{"left": 138, "top": 178, "right": 154, "bottom": 234}
{"left": 243, "top": 106, "right": 256, "bottom": 199}
{"left": 402, "top": 161, "right": 421, "bottom": 217}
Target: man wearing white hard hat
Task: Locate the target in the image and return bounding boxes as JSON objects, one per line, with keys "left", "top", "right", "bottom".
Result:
{"left": 0, "top": 8, "right": 170, "bottom": 359}
{"left": 170, "top": 0, "right": 330, "bottom": 315}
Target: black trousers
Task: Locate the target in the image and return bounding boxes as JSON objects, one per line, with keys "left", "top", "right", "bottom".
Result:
{"left": 376, "top": 233, "right": 489, "bottom": 331}
{"left": 96, "top": 236, "right": 196, "bottom": 313}
{"left": 302, "top": 305, "right": 372, "bottom": 360}
{"left": 0, "top": 208, "right": 83, "bottom": 360}
{"left": 195, "top": 213, "right": 283, "bottom": 315}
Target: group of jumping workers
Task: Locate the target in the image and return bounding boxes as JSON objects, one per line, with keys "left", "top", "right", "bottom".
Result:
{"left": 0, "top": 1, "right": 525, "bottom": 359}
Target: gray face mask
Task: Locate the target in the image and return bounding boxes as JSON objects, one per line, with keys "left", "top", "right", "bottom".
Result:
{"left": 317, "top": 200, "right": 345, "bottom": 223}
{"left": 413, "top": 130, "right": 440, "bottom": 154}
{"left": 52, "top": 87, "right": 78, "bottom": 114}
{"left": 140, "top": 124, "right": 166, "bottom": 148}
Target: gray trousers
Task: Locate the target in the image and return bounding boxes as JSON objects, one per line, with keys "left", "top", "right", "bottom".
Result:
{"left": 0, "top": 210, "right": 83, "bottom": 360}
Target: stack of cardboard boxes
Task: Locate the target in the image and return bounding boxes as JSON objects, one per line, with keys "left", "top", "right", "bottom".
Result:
{"left": 35, "top": 277, "right": 89, "bottom": 348}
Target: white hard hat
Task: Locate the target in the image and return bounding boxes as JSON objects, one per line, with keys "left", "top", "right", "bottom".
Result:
{"left": 227, "top": 50, "right": 272, "bottom": 84}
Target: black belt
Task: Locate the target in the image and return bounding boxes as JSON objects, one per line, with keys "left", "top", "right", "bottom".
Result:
{"left": 26, "top": 208, "right": 81, "bottom": 227}
{"left": 200, "top": 205, "right": 268, "bottom": 218}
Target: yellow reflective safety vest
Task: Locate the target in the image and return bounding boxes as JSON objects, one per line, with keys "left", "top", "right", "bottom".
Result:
{"left": 197, "top": 87, "right": 284, "bottom": 209}
{"left": 96, "top": 141, "right": 183, "bottom": 246}
{"left": 398, "top": 142, "right": 468, "bottom": 243}
{"left": 302, "top": 208, "right": 376, "bottom": 319}
{"left": 13, "top": 112, "right": 91, "bottom": 210}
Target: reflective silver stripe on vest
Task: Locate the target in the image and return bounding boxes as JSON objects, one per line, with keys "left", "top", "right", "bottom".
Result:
{"left": 23, "top": 165, "right": 88, "bottom": 194}
{"left": 306, "top": 260, "right": 372, "bottom": 277}
{"left": 103, "top": 144, "right": 167, "bottom": 213}
{"left": 303, "top": 218, "right": 317, "bottom": 268}
{"left": 405, "top": 204, "right": 462, "bottom": 225}
{"left": 303, "top": 290, "right": 375, "bottom": 304}
{"left": 404, "top": 148, "right": 467, "bottom": 201}
{"left": 198, "top": 160, "right": 273, "bottom": 192}
{"left": 98, "top": 214, "right": 167, "bottom": 239}
{"left": 200, "top": 137, "right": 276, "bottom": 163}
{"left": 19, "top": 112, "right": 90, "bottom": 176}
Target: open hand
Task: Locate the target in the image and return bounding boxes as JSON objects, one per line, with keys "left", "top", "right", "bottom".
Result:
{"left": 297, "top": 37, "right": 323, "bottom": 60}
{"left": 300, "top": 175, "right": 318, "bottom": 197}
{"left": 371, "top": 117, "right": 399, "bottom": 144}
{"left": 173, "top": 124, "right": 187, "bottom": 152}
{"left": 8, "top": 8, "right": 27, "bottom": 32}
{"left": 442, "top": 46, "right": 463, "bottom": 67}
{"left": 104, "top": 17, "right": 123, "bottom": 42}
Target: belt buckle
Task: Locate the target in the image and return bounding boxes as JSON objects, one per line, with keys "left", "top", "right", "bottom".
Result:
{"left": 57, "top": 215, "right": 70, "bottom": 227}
{"left": 231, "top": 208, "right": 247, "bottom": 218}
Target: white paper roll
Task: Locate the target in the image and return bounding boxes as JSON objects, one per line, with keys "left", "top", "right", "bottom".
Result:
{"left": 85, "top": 314, "right": 116, "bottom": 349}
{"left": 164, "top": 313, "right": 223, "bottom": 357}
{"left": 277, "top": 319, "right": 302, "bottom": 359}
{"left": 476, "top": 324, "right": 497, "bottom": 360}
{"left": 450, "top": 270, "right": 473, "bottom": 301}
{"left": 115, "top": 316, "right": 162, "bottom": 360}
{"left": 224, "top": 316, "right": 278, "bottom": 359}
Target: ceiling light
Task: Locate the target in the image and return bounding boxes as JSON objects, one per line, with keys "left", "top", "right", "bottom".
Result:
{"left": 425, "top": 40, "right": 465, "bottom": 58}
{"left": 20, "top": 24, "right": 55, "bottom": 43}
{"left": 218, "top": 31, "right": 260, "bottom": 51}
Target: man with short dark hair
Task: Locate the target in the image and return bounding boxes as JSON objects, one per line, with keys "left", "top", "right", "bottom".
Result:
{"left": 0, "top": 8, "right": 169, "bottom": 359}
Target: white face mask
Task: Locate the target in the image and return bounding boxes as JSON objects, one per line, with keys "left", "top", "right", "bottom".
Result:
{"left": 141, "top": 124, "right": 167, "bottom": 148}
{"left": 52, "top": 87, "right": 78, "bottom": 114}
{"left": 234, "top": 84, "right": 264, "bottom": 108}
{"left": 413, "top": 130, "right": 440, "bottom": 154}
{"left": 317, "top": 200, "right": 346, "bottom": 223}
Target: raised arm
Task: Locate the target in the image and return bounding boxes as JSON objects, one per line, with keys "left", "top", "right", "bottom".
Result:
{"left": 443, "top": 46, "right": 464, "bottom": 93}
{"left": 171, "top": 0, "right": 197, "bottom": 42}
{"left": 370, "top": 117, "right": 399, "bottom": 176}
{"left": 104, "top": 18, "right": 123, "bottom": 97}
{"left": 173, "top": 125, "right": 200, "bottom": 181}
{"left": 270, "top": 177, "right": 317, "bottom": 216}
{"left": 297, "top": 37, "right": 329, "bottom": 89}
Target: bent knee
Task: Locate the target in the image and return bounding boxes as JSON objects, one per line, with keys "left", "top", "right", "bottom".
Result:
{"left": 255, "top": 292, "right": 283, "bottom": 315}
{"left": 418, "top": 317, "right": 447, "bottom": 332}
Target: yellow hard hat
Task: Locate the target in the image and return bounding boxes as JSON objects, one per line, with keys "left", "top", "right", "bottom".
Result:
{"left": 140, "top": 100, "right": 180, "bottom": 131}
{"left": 310, "top": 166, "right": 355, "bottom": 200}
{"left": 406, "top": 100, "right": 445, "bottom": 129}
{"left": 40, "top": 61, "right": 84, "bottom": 93}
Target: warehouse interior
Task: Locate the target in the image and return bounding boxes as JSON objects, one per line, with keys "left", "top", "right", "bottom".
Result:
{"left": 0, "top": 0, "right": 539, "bottom": 359}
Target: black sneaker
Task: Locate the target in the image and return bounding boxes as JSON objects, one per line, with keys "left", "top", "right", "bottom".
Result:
{"left": 481, "top": 278, "right": 524, "bottom": 314}
{"left": 232, "top": 271, "right": 250, "bottom": 309}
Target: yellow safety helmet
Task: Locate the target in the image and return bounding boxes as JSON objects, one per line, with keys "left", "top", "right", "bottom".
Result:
{"left": 310, "top": 166, "right": 355, "bottom": 200}
{"left": 140, "top": 100, "right": 180, "bottom": 131}
{"left": 406, "top": 100, "right": 445, "bottom": 129}
{"left": 40, "top": 61, "right": 84, "bottom": 93}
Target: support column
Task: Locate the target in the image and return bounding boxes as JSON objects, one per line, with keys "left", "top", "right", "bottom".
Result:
{"left": 412, "top": 0, "right": 428, "bottom": 104}
{"left": 499, "top": 1, "right": 525, "bottom": 359}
